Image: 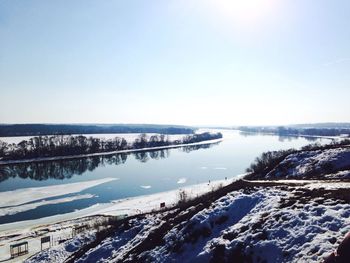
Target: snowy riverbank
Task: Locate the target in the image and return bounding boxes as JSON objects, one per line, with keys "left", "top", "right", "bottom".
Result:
{"left": 0, "top": 174, "right": 242, "bottom": 234}
{"left": 0, "top": 175, "right": 243, "bottom": 262}
{"left": 20, "top": 179, "right": 350, "bottom": 263}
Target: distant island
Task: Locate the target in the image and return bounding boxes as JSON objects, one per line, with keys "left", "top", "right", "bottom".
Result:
{"left": 238, "top": 124, "right": 350, "bottom": 138}
{"left": 0, "top": 132, "right": 223, "bottom": 163}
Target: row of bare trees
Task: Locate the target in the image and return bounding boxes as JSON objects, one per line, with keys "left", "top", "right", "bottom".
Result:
{"left": 0, "top": 132, "right": 222, "bottom": 161}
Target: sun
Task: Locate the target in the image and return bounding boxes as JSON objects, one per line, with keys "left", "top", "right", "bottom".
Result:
{"left": 207, "top": 0, "right": 280, "bottom": 29}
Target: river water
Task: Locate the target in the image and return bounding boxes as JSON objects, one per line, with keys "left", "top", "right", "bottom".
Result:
{"left": 0, "top": 130, "right": 329, "bottom": 224}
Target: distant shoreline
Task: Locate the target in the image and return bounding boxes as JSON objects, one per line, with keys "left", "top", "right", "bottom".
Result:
{"left": 238, "top": 130, "right": 338, "bottom": 140}
{"left": 0, "top": 138, "right": 223, "bottom": 166}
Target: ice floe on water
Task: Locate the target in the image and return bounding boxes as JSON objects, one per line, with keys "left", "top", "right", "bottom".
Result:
{"left": 177, "top": 178, "right": 187, "bottom": 184}
{"left": 0, "top": 194, "right": 95, "bottom": 216}
{"left": 0, "top": 177, "right": 117, "bottom": 208}
{"left": 214, "top": 167, "right": 227, "bottom": 170}
{"left": 140, "top": 185, "right": 152, "bottom": 189}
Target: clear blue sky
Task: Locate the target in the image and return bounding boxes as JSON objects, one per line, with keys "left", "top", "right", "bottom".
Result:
{"left": 0, "top": 0, "right": 349, "bottom": 126}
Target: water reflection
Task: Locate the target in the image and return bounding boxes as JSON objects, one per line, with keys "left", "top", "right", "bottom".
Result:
{"left": 182, "top": 142, "right": 216, "bottom": 152}
{"left": 0, "top": 142, "right": 220, "bottom": 183}
{"left": 239, "top": 131, "right": 320, "bottom": 142}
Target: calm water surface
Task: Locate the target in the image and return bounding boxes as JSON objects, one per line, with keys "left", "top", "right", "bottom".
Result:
{"left": 0, "top": 130, "right": 329, "bottom": 224}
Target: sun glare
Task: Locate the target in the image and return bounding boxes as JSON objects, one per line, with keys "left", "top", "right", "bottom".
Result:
{"left": 208, "top": 0, "right": 280, "bottom": 30}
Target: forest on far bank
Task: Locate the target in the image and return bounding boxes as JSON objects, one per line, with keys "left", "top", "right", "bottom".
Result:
{"left": 0, "top": 124, "right": 194, "bottom": 137}
{"left": 0, "top": 132, "right": 222, "bottom": 161}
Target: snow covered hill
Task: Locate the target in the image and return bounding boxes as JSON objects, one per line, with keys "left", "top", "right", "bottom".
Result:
{"left": 264, "top": 146, "right": 350, "bottom": 180}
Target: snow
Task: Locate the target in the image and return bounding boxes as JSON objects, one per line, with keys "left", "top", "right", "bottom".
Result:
{"left": 11, "top": 176, "right": 241, "bottom": 263}
{"left": 0, "top": 204, "right": 107, "bottom": 234}
{"left": 24, "top": 233, "right": 96, "bottom": 263}
{"left": 265, "top": 147, "right": 350, "bottom": 179}
{"left": 141, "top": 188, "right": 282, "bottom": 263}
{"left": 2, "top": 178, "right": 349, "bottom": 262}
{"left": 324, "top": 169, "right": 350, "bottom": 179}
{"left": 0, "top": 216, "right": 96, "bottom": 263}
{"left": 87, "top": 186, "right": 349, "bottom": 263}
{"left": 131, "top": 188, "right": 350, "bottom": 262}
{"left": 89, "top": 176, "right": 241, "bottom": 217}
{"left": 217, "top": 188, "right": 350, "bottom": 262}
{"left": 75, "top": 216, "right": 162, "bottom": 263}
{"left": 0, "top": 176, "right": 244, "bottom": 243}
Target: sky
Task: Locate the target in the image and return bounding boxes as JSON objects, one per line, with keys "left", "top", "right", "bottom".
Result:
{"left": 0, "top": 0, "right": 349, "bottom": 126}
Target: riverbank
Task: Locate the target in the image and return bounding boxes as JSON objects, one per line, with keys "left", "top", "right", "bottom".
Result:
{"left": 0, "top": 174, "right": 240, "bottom": 234}
{"left": 0, "top": 175, "right": 242, "bottom": 262}
{"left": 0, "top": 138, "right": 223, "bottom": 165}
{"left": 20, "top": 179, "right": 350, "bottom": 263}
{"left": 1, "top": 176, "right": 349, "bottom": 262}
{"left": 238, "top": 130, "right": 339, "bottom": 140}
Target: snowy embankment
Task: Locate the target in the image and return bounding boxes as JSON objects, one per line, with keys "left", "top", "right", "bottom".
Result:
{"left": 0, "top": 176, "right": 240, "bottom": 234}
{"left": 25, "top": 233, "right": 96, "bottom": 263}
{"left": 264, "top": 146, "right": 350, "bottom": 179}
{"left": 0, "top": 176, "right": 240, "bottom": 262}
{"left": 87, "top": 176, "right": 241, "bottom": 217}
{"left": 42, "top": 180, "right": 350, "bottom": 263}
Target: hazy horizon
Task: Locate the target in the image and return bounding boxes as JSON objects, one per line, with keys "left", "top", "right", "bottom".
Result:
{"left": 1, "top": 0, "right": 349, "bottom": 125}
{"left": 1, "top": 122, "right": 350, "bottom": 128}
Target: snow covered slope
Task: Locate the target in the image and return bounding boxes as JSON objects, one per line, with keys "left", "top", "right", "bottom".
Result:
{"left": 264, "top": 147, "right": 350, "bottom": 179}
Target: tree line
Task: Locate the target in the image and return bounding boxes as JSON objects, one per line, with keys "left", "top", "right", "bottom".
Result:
{"left": 0, "top": 132, "right": 222, "bottom": 161}
{"left": 0, "top": 124, "right": 194, "bottom": 137}
{"left": 239, "top": 126, "right": 350, "bottom": 137}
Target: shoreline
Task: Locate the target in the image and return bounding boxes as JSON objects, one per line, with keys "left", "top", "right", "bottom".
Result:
{"left": 0, "top": 138, "right": 223, "bottom": 165}
{"left": 0, "top": 175, "right": 242, "bottom": 262}
{"left": 1, "top": 177, "right": 349, "bottom": 262}
{"left": 238, "top": 130, "right": 339, "bottom": 140}
{"left": 0, "top": 174, "right": 244, "bottom": 234}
